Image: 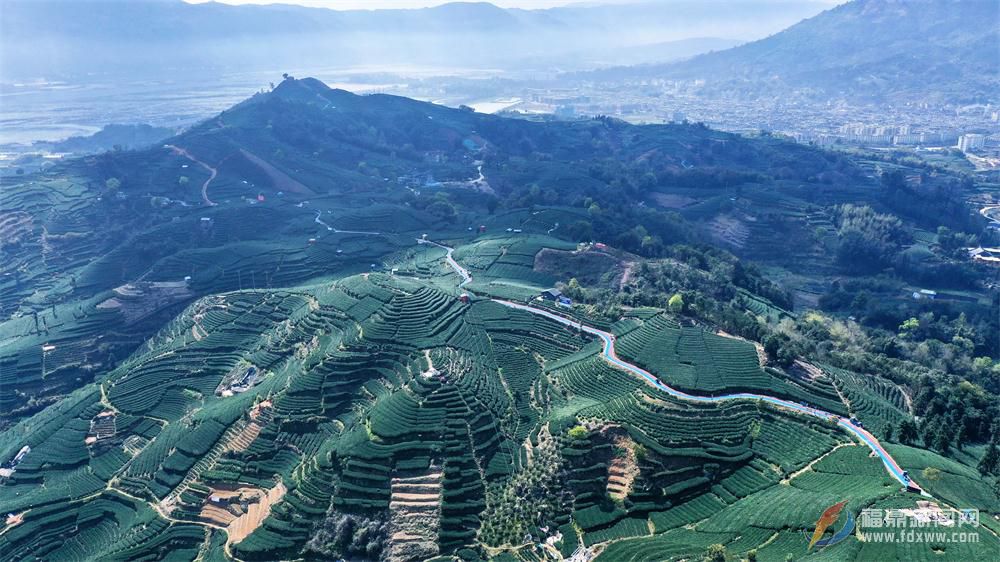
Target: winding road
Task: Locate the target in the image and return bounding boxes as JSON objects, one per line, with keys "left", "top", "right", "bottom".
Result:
{"left": 419, "top": 239, "right": 472, "bottom": 286}
{"left": 430, "top": 239, "right": 923, "bottom": 494}
{"left": 166, "top": 144, "right": 218, "bottom": 207}
{"left": 980, "top": 204, "right": 1000, "bottom": 227}
{"left": 314, "top": 210, "right": 381, "bottom": 235}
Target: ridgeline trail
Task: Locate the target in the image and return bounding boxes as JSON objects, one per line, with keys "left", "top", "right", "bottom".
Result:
{"left": 430, "top": 239, "right": 924, "bottom": 495}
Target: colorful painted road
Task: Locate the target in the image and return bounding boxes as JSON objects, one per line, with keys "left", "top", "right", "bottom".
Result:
{"left": 494, "top": 298, "right": 922, "bottom": 493}
{"left": 425, "top": 239, "right": 922, "bottom": 493}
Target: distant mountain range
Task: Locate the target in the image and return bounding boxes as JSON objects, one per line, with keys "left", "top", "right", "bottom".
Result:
{"left": 0, "top": 0, "right": 827, "bottom": 80}
{"left": 583, "top": 0, "right": 1000, "bottom": 104}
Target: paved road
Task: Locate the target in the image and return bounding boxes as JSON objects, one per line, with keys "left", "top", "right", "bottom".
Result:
{"left": 166, "top": 144, "right": 217, "bottom": 207}
{"left": 980, "top": 205, "right": 1000, "bottom": 227}
{"left": 419, "top": 239, "right": 472, "bottom": 287}
{"left": 430, "top": 239, "right": 923, "bottom": 493}
{"left": 494, "top": 299, "right": 921, "bottom": 492}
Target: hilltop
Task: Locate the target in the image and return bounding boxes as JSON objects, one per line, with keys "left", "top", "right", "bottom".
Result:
{"left": 586, "top": 0, "right": 1000, "bottom": 104}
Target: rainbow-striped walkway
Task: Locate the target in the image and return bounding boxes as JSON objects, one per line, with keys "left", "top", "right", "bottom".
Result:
{"left": 431, "top": 239, "right": 922, "bottom": 493}
{"left": 494, "top": 299, "right": 922, "bottom": 493}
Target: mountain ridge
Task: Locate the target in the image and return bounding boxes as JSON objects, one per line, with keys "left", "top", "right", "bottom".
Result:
{"left": 581, "top": 0, "right": 1000, "bottom": 103}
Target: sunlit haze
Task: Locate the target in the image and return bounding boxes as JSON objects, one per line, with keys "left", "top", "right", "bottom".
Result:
{"left": 185, "top": 0, "right": 584, "bottom": 9}
{"left": 185, "top": 0, "right": 846, "bottom": 10}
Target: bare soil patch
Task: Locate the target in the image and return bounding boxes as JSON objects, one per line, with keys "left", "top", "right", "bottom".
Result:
{"left": 598, "top": 427, "right": 639, "bottom": 501}
{"left": 387, "top": 467, "right": 442, "bottom": 562}
{"left": 707, "top": 214, "right": 750, "bottom": 248}
{"left": 201, "top": 481, "right": 287, "bottom": 546}
{"left": 651, "top": 193, "right": 697, "bottom": 209}
{"left": 239, "top": 148, "right": 313, "bottom": 195}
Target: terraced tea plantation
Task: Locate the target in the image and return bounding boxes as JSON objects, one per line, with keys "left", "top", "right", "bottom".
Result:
{"left": 2, "top": 234, "right": 997, "bottom": 562}
{"left": 2, "top": 79, "right": 998, "bottom": 562}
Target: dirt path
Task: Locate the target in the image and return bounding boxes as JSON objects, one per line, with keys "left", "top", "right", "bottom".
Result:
{"left": 419, "top": 239, "right": 471, "bottom": 286}
{"left": 897, "top": 383, "right": 914, "bottom": 415}
{"left": 618, "top": 261, "right": 635, "bottom": 289}
{"left": 420, "top": 349, "right": 439, "bottom": 379}
{"left": 979, "top": 204, "right": 1000, "bottom": 226}
{"left": 781, "top": 443, "right": 853, "bottom": 484}
{"left": 98, "top": 382, "right": 120, "bottom": 415}
{"left": 795, "top": 361, "right": 861, "bottom": 416}
{"left": 315, "top": 210, "right": 381, "bottom": 235}
{"left": 468, "top": 164, "right": 495, "bottom": 194}
{"left": 192, "top": 323, "right": 206, "bottom": 341}
{"left": 167, "top": 145, "right": 218, "bottom": 206}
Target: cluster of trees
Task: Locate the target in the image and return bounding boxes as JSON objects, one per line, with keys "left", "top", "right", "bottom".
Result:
{"left": 878, "top": 166, "right": 984, "bottom": 237}
{"left": 762, "top": 332, "right": 800, "bottom": 367}
{"left": 403, "top": 191, "right": 459, "bottom": 222}
{"left": 478, "top": 430, "right": 571, "bottom": 548}
{"left": 305, "top": 512, "right": 386, "bottom": 560}
{"left": 936, "top": 226, "right": 979, "bottom": 258}
{"left": 485, "top": 123, "right": 874, "bottom": 262}
{"left": 980, "top": 439, "right": 1000, "bottom": 477}
{"left": 560, "top": 243, "right": 790, "bottom": 345}
{"left": 758, "top": 312, "right": 1000, "bottom": 455}
{"left": 654, "top": 168, "right": 763, "bottom": 190}
{"left": 827, "top": 196, "right": 985, "bottom": 291}
{"left": 893, "top": 249, "right": 981, "bottom": 289}
{"left": 820, "top": 280, "right": 999, "bottom": 391}
{"left": 832, "top": 204, "right": 909, "bottom": 274}
{"left": 882, "top": 374, "right": 1000, "bottom": 482}
{"left": 503, "top": 176, "right": 694, "bottom": 258}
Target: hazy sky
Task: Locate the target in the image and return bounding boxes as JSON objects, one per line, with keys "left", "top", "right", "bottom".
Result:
{"left": 185, "top": 0, "right": 585, "bottom": 9}
{"left": 187, "top": 0, "right": 846, "bottom": 11}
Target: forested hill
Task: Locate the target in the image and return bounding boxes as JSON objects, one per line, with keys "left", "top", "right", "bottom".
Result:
{"left": 119, "top": 75, "right": 877, "bottom": 262}
{"left": 585, "top": 0, "right": 1000, "bottom": 104}
{"left": 181, "top": 75, "right": 866, "bottom": 200}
